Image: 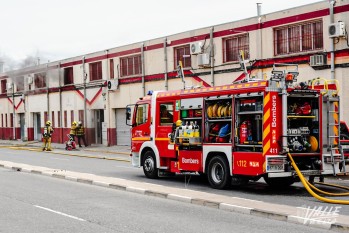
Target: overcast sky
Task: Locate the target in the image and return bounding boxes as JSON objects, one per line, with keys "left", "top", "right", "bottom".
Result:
{"left": 0, "top": 0, "right": 322, "bottom": 65}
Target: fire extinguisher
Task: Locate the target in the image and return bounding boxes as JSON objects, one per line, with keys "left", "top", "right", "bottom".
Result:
{"left": 240, "top": 121, "right": 248, "bottom": 144}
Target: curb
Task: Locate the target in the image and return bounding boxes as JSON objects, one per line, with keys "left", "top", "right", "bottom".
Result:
{"left": 47, "top": 151, "right": 130, "bottom": 162}
{"left": 1, "top": 161, "right": 349, "bottom": 231}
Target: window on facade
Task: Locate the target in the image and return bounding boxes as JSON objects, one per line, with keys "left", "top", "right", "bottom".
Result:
{"left": 71, "top": 110, "right": 74, "bottom": 125}
{"left": 44, "top": 111, "right": 48, "bottom": 124}
{"left": 223, "top": 34, "right": 249, "bottom": 63}
{"left": 64, "top": 67, "right": 74, "bottom": 85}
{"left": 58, "top": 111, "right": 61, "bottom": 127}
{"left": 15, "top": 76, "right": 25, "bottom": 92}
{"left": 274, "top": 20, "right": 323, "bottom": 55}
{"left": 110, "top": 59, "right": 115, "bottom": 79}
{"left": 51, "top": 111, "right": 55, "bottom": 128}
{"left": 10, "top": 113, "right": 13, "bottom": 127}
{"left": 78, "top": 110, "right": 84, "bottom": 122}
{"left": 174, "top": 45, "right": 191, "bottom": 68}
{"left": 64, "top": 111, "right": 67, "bottom": 128}
{"left": 34, "top": 73, "right": 46, "bottom": 88}
{"left": 120, "top": 55, "right": 141, "bottom": 77}
{"left": 136, "top": 104, "right": 148, "bottom": 126}
{"left": 89, "top": 61, "right": 103, "bottom": 81}
{"left": 1, "top": 80, "right": 6, "bottom": 94}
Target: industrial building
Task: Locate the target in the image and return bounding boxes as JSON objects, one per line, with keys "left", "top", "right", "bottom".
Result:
{"left": 0, "top": 0, "right": 348, "bottom": 146}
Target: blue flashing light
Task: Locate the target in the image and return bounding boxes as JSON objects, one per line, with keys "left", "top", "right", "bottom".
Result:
{"left": 147, "top": 90, "right": 153, "bottom": 95}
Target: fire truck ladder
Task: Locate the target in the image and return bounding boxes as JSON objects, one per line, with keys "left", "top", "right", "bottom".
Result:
{"left": 325, "top": 94, "right": 346, "bottom": 175}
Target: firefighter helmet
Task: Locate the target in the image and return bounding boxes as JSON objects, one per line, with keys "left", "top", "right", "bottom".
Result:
{"left": 46, "top": 120, "right": 51, "bottom": 126}
{"left": 72, "top": 121, "right": 77, "bottom": 125}
{"left": 176, "top": 120, "right": 182, "bottom": 127}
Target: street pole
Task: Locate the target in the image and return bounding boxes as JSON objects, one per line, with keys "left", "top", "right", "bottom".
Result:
{"left": 12, "top": 82, "right": 15, "bottom": 140}
{"left": 82, "top": 56, "right": 88, "bottom": 144}
{"left": 47, "top": 63, "right": 50, "bottom": 121}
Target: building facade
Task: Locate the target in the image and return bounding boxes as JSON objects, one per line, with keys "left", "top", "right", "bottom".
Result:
{"left": 0, "top": 0, "right": 348, "bottom": 146}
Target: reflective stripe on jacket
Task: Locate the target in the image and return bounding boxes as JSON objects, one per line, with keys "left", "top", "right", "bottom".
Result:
{"left": 76, "top": 126, "right": 85, "bottom": 136}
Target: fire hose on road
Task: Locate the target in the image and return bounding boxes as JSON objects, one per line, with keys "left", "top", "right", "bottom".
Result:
{"left": 288, "top": 153, "right": 349, "bottom": 204}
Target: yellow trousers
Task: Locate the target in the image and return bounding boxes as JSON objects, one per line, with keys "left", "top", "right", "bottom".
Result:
{"left": 43, "top": 137, "right": 52, "bottom": 151}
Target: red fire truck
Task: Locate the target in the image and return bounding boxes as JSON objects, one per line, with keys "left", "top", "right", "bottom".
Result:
{"left": 127, "top": 65, "right": 346, "bottom": 189}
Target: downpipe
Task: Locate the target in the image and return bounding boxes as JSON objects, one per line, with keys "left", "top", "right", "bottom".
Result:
{"left": 330, "top": 0, "right": 335, "bottom": 80}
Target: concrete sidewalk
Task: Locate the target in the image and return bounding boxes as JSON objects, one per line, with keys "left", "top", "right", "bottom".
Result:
{"left": 0, "top": 140, "right": 131, "bottom": 160}
{"left": 0, "top": 139, "right": 130, "bottom": 152}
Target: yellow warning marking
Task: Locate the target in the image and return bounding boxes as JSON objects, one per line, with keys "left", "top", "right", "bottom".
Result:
{"left": 263, "top": 125, "right": 270, "bottom": 139}
{"left": 264, "top": 109, "right": 270, "bottom": 124}
{"left": 132, "top": 137, "right": 151, "bottom": 141}
{"left": 263, "top": 140, "right": 270, "bottom": 155}
{"left": 262, "top": 161, "right": 266, "bottom": 172}
{"left": 155, "top": 138, "right": 170, "bottom": 141}
{"left": 264, "top": 92, "right": 270, "bottom": 104}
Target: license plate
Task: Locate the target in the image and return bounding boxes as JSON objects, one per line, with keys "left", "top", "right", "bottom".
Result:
{"left": 267, "top": 164, "right": 283, "bottom": 171}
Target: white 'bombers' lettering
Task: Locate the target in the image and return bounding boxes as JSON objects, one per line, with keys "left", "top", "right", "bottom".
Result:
{"left": 272, "top": 95, "right": 277, "bottom": 128}
{"left": 182, "top": 158, "right": 199, "bottom": 164}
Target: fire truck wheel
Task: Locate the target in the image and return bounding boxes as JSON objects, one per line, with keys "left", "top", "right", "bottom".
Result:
{"left": 142, "top": 151, "right": 158, "bottom": 179}
{"left": 207, "top": 156, "right": 231, "bottom": 189}
{"left": 263, "top": 176, "right": 294, "bottom": 187}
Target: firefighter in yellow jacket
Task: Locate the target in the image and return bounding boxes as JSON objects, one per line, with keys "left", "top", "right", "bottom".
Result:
{"left": 76, "top": 121, "right": 87, "bottom": 147}
{"left": 70, "top": 121, "right": 77, "bottom": 141}
{"left": 42, "top": 120, "right": 54, "bottom": 151}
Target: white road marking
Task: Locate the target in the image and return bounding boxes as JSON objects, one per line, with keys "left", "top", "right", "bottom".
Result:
{"left": 34, "top": 205, "right": 86, "bottom": 222}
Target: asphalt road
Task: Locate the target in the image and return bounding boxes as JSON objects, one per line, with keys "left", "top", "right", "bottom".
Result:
{"left": 1, "top": 147, "right": 349, "bottom": 217}
{"left": 0, "top": 168, "right": 339, "bottom": 233}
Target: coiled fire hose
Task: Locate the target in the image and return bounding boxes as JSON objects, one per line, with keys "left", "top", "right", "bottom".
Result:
{"left": 287, "top": 153, "right": 349, "bottom": 204}
{"left": 306, "top": 181, "right": 349, "bottom": 197}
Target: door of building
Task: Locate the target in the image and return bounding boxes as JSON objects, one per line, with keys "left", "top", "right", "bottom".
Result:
{"left": 33, "top": 113, "right": 41, "bottom": 141}
{"left": 116, "top": 108, "right": 131, "bottom": 146}
{"left": 95, "top": 109, "right": 104, "bottom": 144}
{"left": 19, "top": 113, "right": 25, "bottom": 140}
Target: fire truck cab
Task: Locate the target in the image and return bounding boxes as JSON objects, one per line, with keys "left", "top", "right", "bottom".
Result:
{"left": 127, "top": 65, "right": 346, "bottom": 189}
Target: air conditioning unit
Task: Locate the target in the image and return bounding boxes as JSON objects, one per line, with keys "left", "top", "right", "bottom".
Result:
{"left": 310, "top": 54, "right": 326, "bottom": 67}
{"left": 197, "top": 53, "right": 210, "bottom": 67}
{"left": 107, "top": 79, "right": 118, "bottom": 91}
{"left": 328, "top": 22, "right": 346, "bottom": 38}
{"left": 190, "top": 42, "right": 203, "bottom": 55}
{"left": 27, "top": 76, "right": 33, "bottom": 84}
